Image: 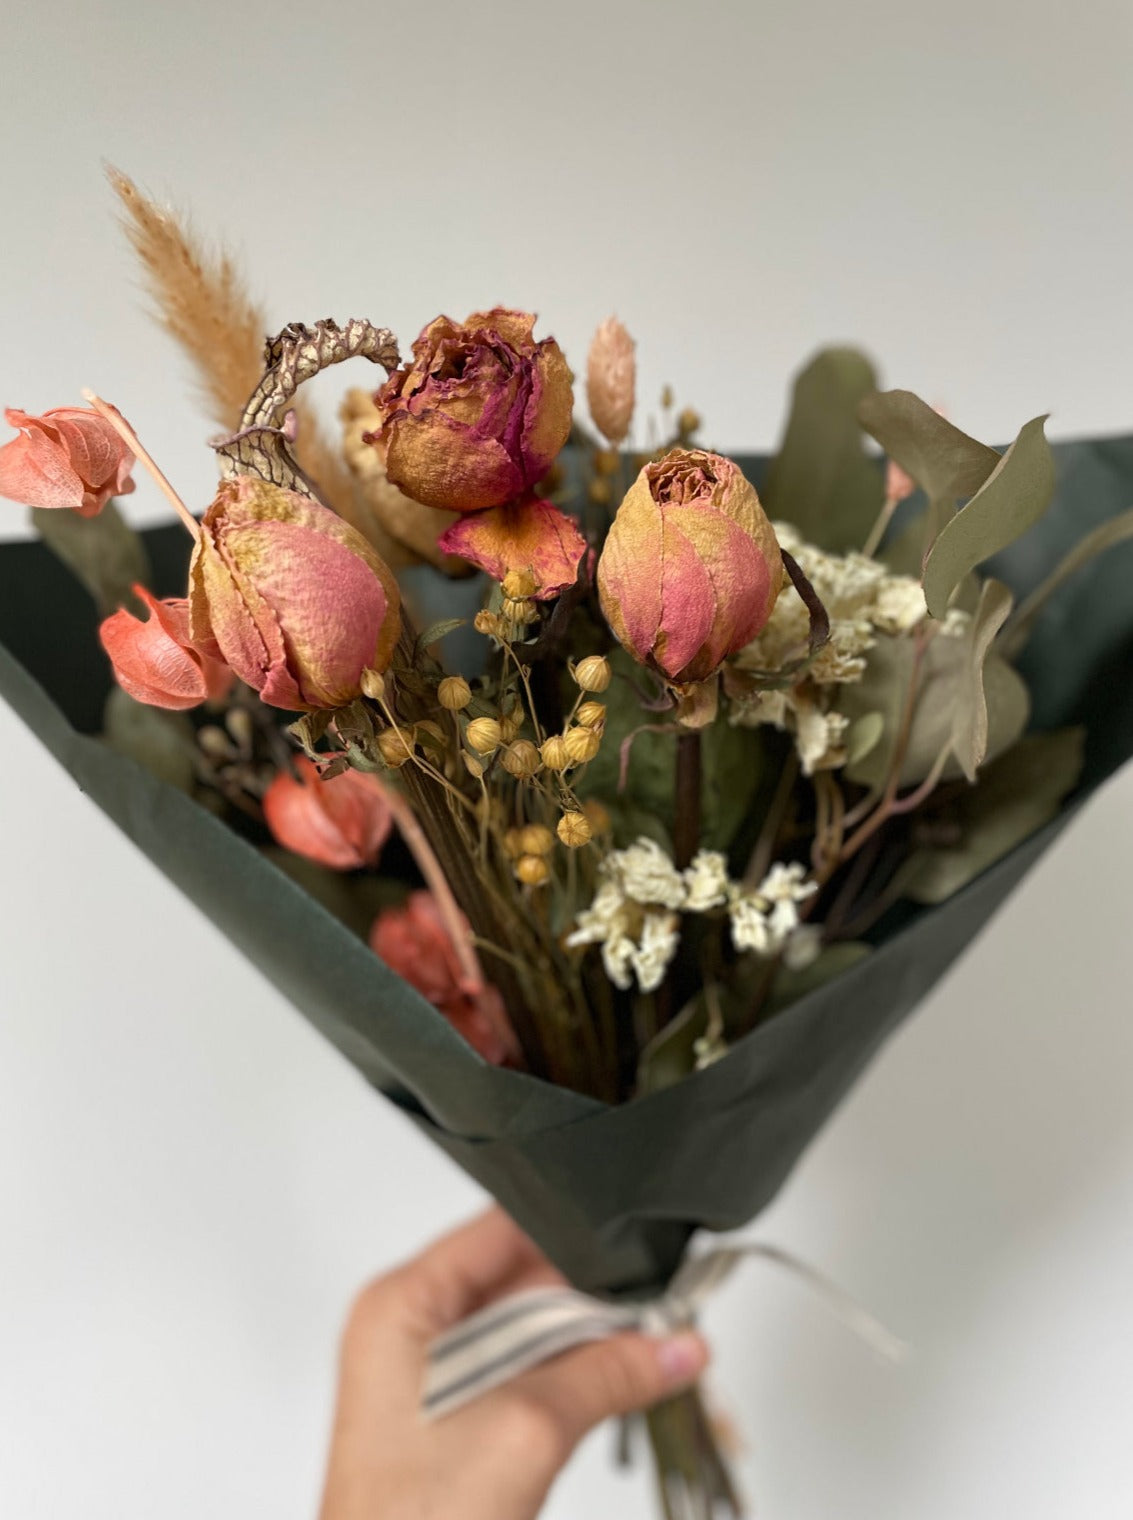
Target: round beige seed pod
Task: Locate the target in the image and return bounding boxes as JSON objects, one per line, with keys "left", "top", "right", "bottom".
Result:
{"left": 678, "top": 407, "right": 701, "bottom": 435}
{"left": 503, "top": 828, "right": 524, "bottom": 860}
{"left": 573, "top": 655, "right": 612, "bottom": 693}
{"left": 501, "top": 740, "right": 541, "bottom": 779}
{"left": 498, "top": 704, "right": 524, "bottom": 743}
{"left": 474, "top": 609, "right": 502, "bottom": 638}
{"left": 540, "top": 735, "right": 570, "bottom": 771}
{"left": 557, "top": 811, "right": 592, "bottom": 849}
{"left": 515, "top": 854, "right": 551, "bottom": 886}
{"left": 563, "top": 726, "right": 601, "bottom": 765}
{"left": 378, "top": 726, "right": 416, "bottom": 767}
{"left": 576, "top": 700, "right": 606, "bottom": 730}
{"left": 360, "top": 667, "right": 386, "bottom": 701}
{"left": 466, "top": 717, "right": 502, "bottom": 755}
{"left": 438, "top": 675, "right": 471, "bottom": 711}
{"left": 518, "top": 823, "right": 555, "bottom": 857}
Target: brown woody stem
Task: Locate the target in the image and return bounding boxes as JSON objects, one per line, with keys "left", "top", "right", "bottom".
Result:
{"left": 673, "top": 731, "right": 702, "bottom": 870}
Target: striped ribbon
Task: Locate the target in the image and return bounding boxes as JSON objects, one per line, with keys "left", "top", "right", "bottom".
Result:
{"left": 424, "top": 1242, "right": 906, "bottom": 1420}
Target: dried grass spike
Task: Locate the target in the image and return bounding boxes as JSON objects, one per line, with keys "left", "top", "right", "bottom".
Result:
{"left": 586, "top": 316, "right": 636, "bottom": 446}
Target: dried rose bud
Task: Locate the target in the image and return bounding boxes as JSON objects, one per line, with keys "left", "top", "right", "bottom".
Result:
{"left": 437, "top": 675, "right": 472, "bottom": 711}
{"left": 597, "top": 449, "right": 783, "bottom": 686}
{"left": 263, "top": 756, "right": 393, "bottom": 872}
{"left": 586, "top": 316, "right": 636, "bottom": 446}
{"left": 501, "top": 740, "right": 541, "bottom": 779}
{"left": 573, "top": 655, "right": 611, "bottom": 692}
{"left": 563, "top": 726, "right": 601, "bottom": 764}
{"left": 466, "top": 716, "right": 502, "bottom": 754}
{"left": 188, "top": 477, "right": 401, "bottom": 713}
{"left": 373, "top": 308, "right": 573, "bottom": 513}
{"left": 515, "top": 854, "right": 550, "bottom": 886}
{"left": 540, "top": 735, "right": 569, "bottom": 771}
{"left": 0, "top": 405, "right": 136, "bottom": 518}
{"left": 557, "top": 811, "right": 592, "bottom": 849}
{"left": 99, "top": 585, "right": 233, "bottom": 710}
{"left": 576, "top": 700, "right": 606, "bottom": 730}
{"left": 369, "top": 891, "right": 518, "bottom": 1065}
{"left": 518, "top": 823, "right": 555, "bottom": 857}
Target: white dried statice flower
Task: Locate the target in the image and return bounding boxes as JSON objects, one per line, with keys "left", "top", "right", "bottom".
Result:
{"left": 728, "top": 861, "right": 817, "bottom": 959}
{"left": 610, "top": 836, "right": 689, "bottom": 909}
{"left": 793, "top": 702, "right": 849, "bottom": 774}
{"left": 781, "top": 923, "right": 823, "bottom": 971}
{"left": 683, "top": 849, "right": 731, "bottom": 911}
{"left": 629, "top": 910, "right": 681, "bottom": 993}
{"left": 871, "top": 576, "right": 928, "bottom": 634}
{"left": 566, "top": 845, "right": 684, "bottom": 993}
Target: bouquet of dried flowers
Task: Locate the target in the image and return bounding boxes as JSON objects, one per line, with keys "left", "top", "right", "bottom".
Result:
{"left": 3, "top": 172, "right": 1133, "bottom": 1516}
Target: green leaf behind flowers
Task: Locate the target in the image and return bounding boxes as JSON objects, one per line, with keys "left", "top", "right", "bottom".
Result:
{"left": 764, "top": 348, "right": 884, "bottom": 553}
{"left": 31, "top": 501, "right": 150, "bottom": 616}
{"left": 900, "top": 729, "right": 1085, "bottom": 904}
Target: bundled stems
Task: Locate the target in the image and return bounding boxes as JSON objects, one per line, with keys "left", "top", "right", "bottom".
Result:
{"left": 673, "top": 732, "right": 702, "bottom": 870}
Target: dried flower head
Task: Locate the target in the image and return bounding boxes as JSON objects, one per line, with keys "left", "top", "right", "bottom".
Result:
{"left": 263, "top": 757, "right": 393, "bottom": 872}
{"left": 586, "top": 316, "right": 636, "bottom": 446}
{"left": 437, "top": 675, "right": 472, "bottom": 711}
{"left": 0, "top": 405, "right": 135, "bottom": 517}
{"left": 100, "top": 585, "right": 233, "bottom": 711}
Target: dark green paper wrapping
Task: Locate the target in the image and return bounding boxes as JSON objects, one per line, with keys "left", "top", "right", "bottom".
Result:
{"left": 3, "top": 437, "right": 1132, "bottom": 1296}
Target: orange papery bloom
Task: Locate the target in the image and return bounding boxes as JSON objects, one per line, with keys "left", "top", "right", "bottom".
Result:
{"left": 597, "top": 449, "right": 783, "bottom": 686}
{"left": 369, "top": 891, "right": 519, "bottom": 1065}
{"left": 188, "top": 476, "right": 401, "bottom": 712}
{"left": 0, "top": 406, "right": 135, "bottom": 518}
{"left": 99, "top": 585, "right": 233, "bottom": 710}
{"left": 437, "top": 492, "right": 586, "bottom": 599}
{"left": 263, "top": 757, "right": 394, "bottom": 872}
{"left": 372, "top": 308, "right": 573, "bottom": 513}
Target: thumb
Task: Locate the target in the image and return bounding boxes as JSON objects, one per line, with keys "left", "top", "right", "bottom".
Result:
{"left": 515, "top": 1330, "right": 710, "bottom": 1450}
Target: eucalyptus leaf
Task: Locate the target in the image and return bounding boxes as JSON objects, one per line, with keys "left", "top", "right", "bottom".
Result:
{"left": 416, "top": 618, "right": 467, "bottom": 655}
{"left": 845, "top": 711, "right": 885, "bottom": 767}
{"left": 636, "top": 996, "right": 709, "bottom": 1095}
{"left": 101, "top": 685, "right": 196, "bottom": 791}
{"left": 763, "top": 348, "right": 884, "bottom": 552}
{"left": 30, "top": 501, "right": 150, "bottom": 616}
{"left": 858, "top": 390, "right": 1000, "bottom": 502}
{"left": 923, "top": 416, "right": 1055, "bottom": 618}
{"left": 999, "top": 506, "right": 1133, "bottom": 660}
{"left": 901, "top": 729, "right": 1085, "bottom": 904}
{"left": 951, "top": 578, "right": 1014, "bottom": 781}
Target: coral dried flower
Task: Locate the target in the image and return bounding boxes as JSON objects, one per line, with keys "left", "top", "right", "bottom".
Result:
{"left": 0, "top": 406, "right": 135, "bottom": 517}
{"left": 586, "top": 316, "right": 636, "bottom": 446}
{"left": 372, "top": 307, "right": 573, "bottom": 513}
{"left": 263, "top": 757, "right": 393, "bottom": 871}
{"left": 188, "top": 476, "right": 401, "bottom": 712}
{"left": 597, "top": 449, "right": 783, "bottom": 686}
{"left": 369, "top": 891, "right": 518, "bottom": 1065}
{"left": 99, "top": 585, "right": 233, "bottom": 710}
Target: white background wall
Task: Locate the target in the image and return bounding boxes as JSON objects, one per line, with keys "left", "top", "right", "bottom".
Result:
{"left": 2, "top": 2, "right": 1133, "bottom": 1515}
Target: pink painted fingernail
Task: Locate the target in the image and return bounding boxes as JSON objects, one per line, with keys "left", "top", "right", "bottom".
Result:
{"left": 657, "top": 1332, "right": 709, "bottom": 1384}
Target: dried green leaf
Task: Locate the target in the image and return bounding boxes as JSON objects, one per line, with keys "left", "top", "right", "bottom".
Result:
{"left": 416, "top": 618, "right": 467, "bottom": 655}
{"left": 858, "top": 390, "right": 999, "bottom": 502}
{"left": 101, "top": 685, "right": 196, "bottom": 791}
{"left": 636, "top": 995, "right": 709, "bottom": 1095}
{"left": 30, "top": 501, "right": 150, "bottom": 616}
{"left": 923, "top": 416, "right": 1055, "bottom": 619}
{"left": 901, "top": 729, "right": 1085, "bottom": 904}
{"left": 951, "top": 578, "right": 1014, "bottom": 781}
{"left": 999, "top": 506, "right": 1133, "bottom": 660}
{"left": 845, "top": 711, "right": 885, "bottom": 767}
{"left": 764, "top": 348, "right": 884, "bottom": 552}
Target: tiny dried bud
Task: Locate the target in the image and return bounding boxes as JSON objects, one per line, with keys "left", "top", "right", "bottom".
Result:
{"left": 360, "top": 667, "right": 386, "bottom": 701}
{"left": 515, "top": 853, "right": 551, "bottom": 886}
{"left": 587, "top": 478, "right": 612, "bottom": 507}
{"left": 497, "top": 703, "right": 524, "bottom": 743}
{"left": 501, "top": 739, "right": 541, "bottom": 779}
{"left": 503, "top": 827, "right": 524, "bottom": 859}
{"left": 576, "top": 700, "right": 606, "bottom": 731}
{"left": 540, "top": 734, "right": 570, "bottom": 771}
{"left": 502, "top": 567, "right": 537, "bottom": 599}
{"left": 198, "top": 724, "right": 232, "bottom": 760}
{"left": 438, "top": 675, "right": 472, "bottom": 711}
{"left": 474, "top": 609, "right": 502, "bottom": 638}
{"left": 557, "top": 811, "right": 592, "bottom": 848}
{"left": 677, "top": 407, "right": 701, "bottom": 436}
{"left": 501, "top": 595, "right": 538, "bottom": 626}
{"left": 378, "top": 725, "right": 416, "bottom": 767}
{"left": 582, "top": 798, "right": 612, "bottom": 835}
{"left": 573, "top": 655, "right": 611, "bottom": 693}
{"left": 563, "top": 725, "right": 601, "bottom": 764}
{"left": 519, "top": 823, "right": 556, "bottom": 856}
{"left": 466, "top": 716, "right": 503, "bottom": 754}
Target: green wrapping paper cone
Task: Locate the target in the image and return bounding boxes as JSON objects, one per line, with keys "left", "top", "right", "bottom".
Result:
{"left": 2, "top": 438, "right": 1132, "bottom": 1296}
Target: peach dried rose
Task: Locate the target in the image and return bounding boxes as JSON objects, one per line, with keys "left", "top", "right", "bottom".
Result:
{"left": 0, "top": 405, "right": 135, "bottom": 518}
{"left": 99, "top": 585, "right": 233, "bottom": 710}
{"left": 369, "top": 891, "right": 519, "bottom": 1065}
{"left": 188, "top": 476, "right": 400, "bottom": 712}
{"left": 597, "top": 448, "right": 783, "bottom": 685}
{"left": 372, "top": 308, "right": 573, "bottom": 513}
{"left": 263, "top": 757, "right": 393, "bottom": 871}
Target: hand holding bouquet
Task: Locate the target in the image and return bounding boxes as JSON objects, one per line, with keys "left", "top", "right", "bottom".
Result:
{"left": 3, "top": 172, "right": 1132, "bottom": 1515}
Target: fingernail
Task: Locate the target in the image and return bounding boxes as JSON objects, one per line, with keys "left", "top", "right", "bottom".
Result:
{"left": 657, "top": 1331, "right": 708, "bottom": 1384}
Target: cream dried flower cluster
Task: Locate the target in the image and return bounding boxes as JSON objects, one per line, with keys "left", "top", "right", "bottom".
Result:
{"left": 566, "top": 838, "right": 817, "bottom": 993}
{"left": 731, "top": 521, "right": 967, "bottom": 774}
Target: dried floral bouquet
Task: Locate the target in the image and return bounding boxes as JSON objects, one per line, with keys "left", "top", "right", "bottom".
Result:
{"left": 3, "top": 172, "right": 1133, "bottom": 1517}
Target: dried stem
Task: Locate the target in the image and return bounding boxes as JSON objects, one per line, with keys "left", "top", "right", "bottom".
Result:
{"left": 81, "top": 390, "right": 200, "bottom": 539}
{"left": 673, "top": 732, "right": 702, "bottom": 870}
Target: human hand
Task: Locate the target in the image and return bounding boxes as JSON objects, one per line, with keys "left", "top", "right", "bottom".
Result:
{"left": 318, "top": 1207, "right": 710, "bottom": 1520}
